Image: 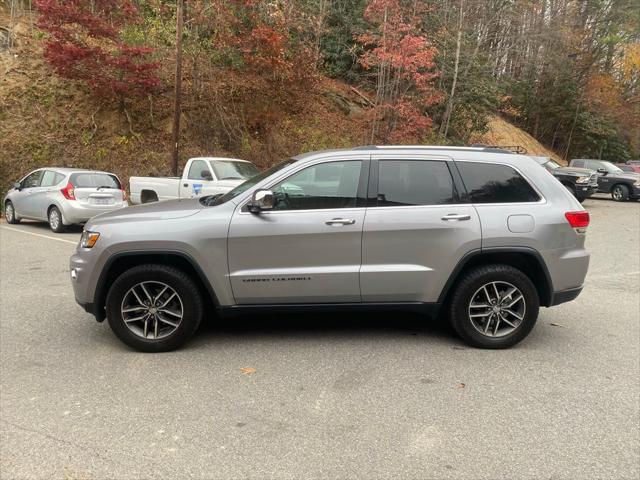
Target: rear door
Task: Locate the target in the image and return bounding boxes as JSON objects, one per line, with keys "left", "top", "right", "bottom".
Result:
{"left": 361, "top": 155, "right": 481, "bottom": 303}
{"left": 31, "top": 170, "right": 66, "bottom": 218}
{"left": 228, "top": 157, "right": 368, "bottom": 304}
{"left": 70, "top": 172, "right": 124, "bottom": 207}
{"left": 14, "top": 170, "right": 44, "bottom": 218}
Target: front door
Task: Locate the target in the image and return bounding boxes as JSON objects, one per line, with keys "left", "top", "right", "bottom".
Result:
{"left": 179, "top": 159, "right": 213, "bottom": 198}
{"left": 361, "top": 156, "right": 482, "bottom": 303}
{"left": 13, "top": 170, "right": 45, "bottom": 218}
{"left": 228, "top": 158, "right": 368, "bottom": 304}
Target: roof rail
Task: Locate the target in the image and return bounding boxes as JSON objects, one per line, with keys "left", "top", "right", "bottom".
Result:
{"left": 350, "top": 145, "right": 518, "bottom": 154}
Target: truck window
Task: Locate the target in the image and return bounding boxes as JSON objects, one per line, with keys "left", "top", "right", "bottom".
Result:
{"left": 210, "top": 161, "right": 259, "bottom": 180}
{"left": 188, "top": 160, "right": 210, "bottom": 180}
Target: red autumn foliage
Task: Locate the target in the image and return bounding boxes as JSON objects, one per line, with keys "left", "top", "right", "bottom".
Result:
{"left": 35, "top": 0, "right": 160, "bottom": 102}
{"left": 358, "top": 0, "right": 441, "bottom": 142}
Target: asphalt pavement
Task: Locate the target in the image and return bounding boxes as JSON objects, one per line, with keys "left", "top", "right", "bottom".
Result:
{"left": 1, "top": 195, "right": 638, "bottom": 479}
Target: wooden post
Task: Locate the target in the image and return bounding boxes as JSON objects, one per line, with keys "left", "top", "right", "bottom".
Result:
{"left": 171, "top": 0, "right": 184, "bottom": 177}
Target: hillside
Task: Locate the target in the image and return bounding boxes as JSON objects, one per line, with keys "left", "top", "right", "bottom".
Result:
{"left": 2, "top": 12, "right": 569, "bottom": 195}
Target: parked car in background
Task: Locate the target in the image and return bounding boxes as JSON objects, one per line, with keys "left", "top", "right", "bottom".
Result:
{"left": 4, "top": 168, "right": 127, "bottom": 232}
{"left": 71, "top": 146, "right": 590, "bottom": 352}
{"left": 532, "top": 157, "right": 598, "bottom": 202}
{"left": 620, "top": 162, "right": 640, "bottom": 174}
{"left": 569, "top": 159, "right": 640, "bottom": 202}
{"left": 129, "top": 157, "right": 259, "bottom": 204}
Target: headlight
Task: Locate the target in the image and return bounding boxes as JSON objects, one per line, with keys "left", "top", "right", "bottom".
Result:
{"left": 634, "top": 180, "right": 640, "bottom": 187}
{"left": 80, "top": 231, "right": 100, "bottom": 248}
{"left": 575, "top": 176, "right": 590, "bottom": 184}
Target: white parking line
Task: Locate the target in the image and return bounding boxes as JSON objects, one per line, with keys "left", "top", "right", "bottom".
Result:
{"left": 0, "top": 226, "right": 78, "bottom": 245}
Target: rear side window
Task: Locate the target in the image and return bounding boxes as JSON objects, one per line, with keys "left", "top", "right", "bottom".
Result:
{"left": 70, "top": 173, "right": 121, "bottom": 189}
{"left": 457, "top": 162, "right": 540, "bottom": 203}
{"left": 377, "top": 160, "right": 456, "bottom": 206}
{"left": 41, "top": 171, "right": 65, "bottom": 187}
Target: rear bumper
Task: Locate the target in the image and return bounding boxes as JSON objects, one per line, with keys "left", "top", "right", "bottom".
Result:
{"left": 550, "top": 286, "right": 583, "bottom": 306}
{"left": 60, "top": 201, "right": 127, "bottom": 224}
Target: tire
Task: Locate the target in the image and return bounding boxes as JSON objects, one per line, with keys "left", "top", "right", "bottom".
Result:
{"left": 611, "top": 184, "right": 629, "bottom": 202}
{"left": 48, "top": 206, "right": 66, "bottom": 233}
{"left": 105, "top": 264, "right": 203, "bottom": 352}
{"left": 4, "top": 201, "right": 20, "bottom": 224}
{"left": 448, "top": 264, "right": 539, "bottom": 349}
{"left": 141, "top": 190, "right": 158, "bottom": 204}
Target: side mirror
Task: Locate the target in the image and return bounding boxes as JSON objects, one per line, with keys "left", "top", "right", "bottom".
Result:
{"left": 248, "top": 189, "right": 275, "bottom": 213}
{"left": 13, "top": 181, "right": 21, "bottom": 190}
{"left": 597, "top": 168, "right": 607, "bottom": 175}
{"left": 201, "top": 170, "right": 213, "bottom": 181}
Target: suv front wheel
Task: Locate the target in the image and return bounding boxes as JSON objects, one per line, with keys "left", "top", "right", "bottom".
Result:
{"left": 448, "top": 264, "right": 539, "bottom": 349}
{"left": 106, "top": 264, "right": 203, "bottom": 352}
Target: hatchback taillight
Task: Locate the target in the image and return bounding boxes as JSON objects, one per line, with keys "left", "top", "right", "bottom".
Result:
{"left": 565, "top": 211, "right": 590, "bottom": 228}
{"left": 61, "top": 182, "right": 75, "bottom": 200}
{"left": 121, "top": 189, "right": 127, "bottom": 202}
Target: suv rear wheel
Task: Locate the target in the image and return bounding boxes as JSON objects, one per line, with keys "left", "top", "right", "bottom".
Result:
{"left": 448, "top": 264, "right": 539, "bottom": 349}
{"left": 106, "top": 264, "right": 203, "bottom": 352}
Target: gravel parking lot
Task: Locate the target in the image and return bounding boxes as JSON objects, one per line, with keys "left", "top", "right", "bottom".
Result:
{"left": 1, "top": 195, "right": 638, "bottom": 479}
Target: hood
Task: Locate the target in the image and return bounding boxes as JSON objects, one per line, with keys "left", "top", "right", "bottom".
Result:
{"left": 555, "top": 166, "right": 593, "bottom": 176}
{"left": 87, "top": 198, "right": 202, "bottom": 226}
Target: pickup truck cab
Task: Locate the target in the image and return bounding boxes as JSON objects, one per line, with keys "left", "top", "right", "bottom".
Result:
{"left": 129, "top": 157, "right": 259, "bottom": 204}
{"left": 532, "top": 157, "right": 598, "bottom": 202}
{"left": 569, "top": 159, "right": 640, "bottom": 201}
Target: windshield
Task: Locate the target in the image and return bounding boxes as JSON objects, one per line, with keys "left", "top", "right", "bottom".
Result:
{"left": 210, "top": 160, "right": 259, "bottom": 180}
{"left": 544, "top": 160, "right": 562, "bottom": 170}
{"left": 208, "top": 159, "right": 298, "bottom": 206}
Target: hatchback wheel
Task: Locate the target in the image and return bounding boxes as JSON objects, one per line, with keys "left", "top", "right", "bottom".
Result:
{"left": 611, "top": 184, "right": 629, "bottom": 202}
{"left": 4, "top": 201, "right": 20, "bottom": 224}
{"left": 48, "top": 206, "right": 65, "bottom": 232}
{"left": 448, "top": 264, "right": 539, "bottom": 349}
{"left": 106, "top": 264, "right": 203, "bottom": 352}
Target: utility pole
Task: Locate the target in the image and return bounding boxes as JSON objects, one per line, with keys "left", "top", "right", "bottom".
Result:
{"left": 171, "top": 0, "right": 184, "bottom": 176}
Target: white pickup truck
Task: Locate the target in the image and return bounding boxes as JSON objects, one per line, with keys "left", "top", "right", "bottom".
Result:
{"left": 129, "top": 157, "right": 259, "bottom": 204}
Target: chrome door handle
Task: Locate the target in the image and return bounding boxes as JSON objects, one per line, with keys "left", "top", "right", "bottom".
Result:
{"left": 325, "top": 218, "right": 356, "bottom": 226}
{"left": 441, "top": 213, "right": 471, "bottom": 221}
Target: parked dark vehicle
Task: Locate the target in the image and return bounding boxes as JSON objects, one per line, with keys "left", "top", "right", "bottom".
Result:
{"left": 570, "top": 159, "right": 640, "bottom": 202}
{"left": 533, "top": 157, "right": 598, "bottom": 202}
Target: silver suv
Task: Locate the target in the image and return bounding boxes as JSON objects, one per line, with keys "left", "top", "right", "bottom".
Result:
{"left": 70, "top": 146, "right": 590, "bottom": 352}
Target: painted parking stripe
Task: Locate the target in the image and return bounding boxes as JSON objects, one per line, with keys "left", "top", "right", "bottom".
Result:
{"left": 0, "top": 226, "right": 78, "bottom": 245}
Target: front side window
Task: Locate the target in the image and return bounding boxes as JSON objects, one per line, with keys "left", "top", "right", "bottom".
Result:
{"left": 188, "top": 160, "right": 210, "bottom": 180}
{"left": 22, "top": 170, "right": 44, "bottom": 188}
{"left": 271, "top": 161, "right": 363, "bottom": 210}
{"left": 572, "top": 159, "right": 585, "bottom": 168}
{"left": 377, "top": 160, "right": 456, "bottom": 206}
{"left": 210, "top": 161, "right": 259, "bottom": 180}
{"left": 457, "top": 162, "right": 540, "bottom": 203}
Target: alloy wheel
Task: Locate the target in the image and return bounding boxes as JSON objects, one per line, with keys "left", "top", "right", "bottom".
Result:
{"left": 468, "top": 281, "right": 526, "bottom": 338}
{"left": 612, "top": 186, "right": 623, "bottom": 201}
{"left": 49, "top": 209, "right": 60, "bottom": 230}
{"left": 120, "top": 281, "right": 184, "bottom": 340}
{"left": 5, "top": 203, "right": 14, "bottom": 222}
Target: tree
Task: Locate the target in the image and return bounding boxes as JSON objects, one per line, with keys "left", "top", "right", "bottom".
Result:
{"left": 35, "top": 0, "right": 160, "bottom": 108}
{"left": 358, "top": 0, "right": 441, "bottom": 143}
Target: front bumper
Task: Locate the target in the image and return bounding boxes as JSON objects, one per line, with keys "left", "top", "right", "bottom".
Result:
{"left": 576, "top": 184, "right": 598, "bottom": 198}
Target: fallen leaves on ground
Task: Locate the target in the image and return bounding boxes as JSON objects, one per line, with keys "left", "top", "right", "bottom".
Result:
{"left": 240, "top": 367, "right": 256, "bottom": 375}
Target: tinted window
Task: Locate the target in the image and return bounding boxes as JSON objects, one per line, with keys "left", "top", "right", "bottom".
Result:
{"left": 22, "top": 170, "right": 43, "bottom": 188}
{"left": 457, "top": 162, "right": 540, "bottom": 203}
{"left": 70, "top": 173, "right": 121, "bottom": 189}
{"left": 377, "top": 160, "right": 455, "bottom": 206}
{"left": 188, "top": 160, "right": 210, "bottom": 180}
{"left": 271, "top": 161, "right": 363, "bottom": 210}
{"left": 41, "top": 171, "right": 65, "bottom": 187}
{"left": 210, "top": 161, "right": 259, "bottom": 180}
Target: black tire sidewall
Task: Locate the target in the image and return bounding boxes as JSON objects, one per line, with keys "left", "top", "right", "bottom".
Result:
{"left": 48, "top": 207, "right": 65, "bottom": 232}
{"left": 612, "top": 185, "right": 629, "bottom": 202}
{"left": 449, "top": 265, "right": 540, "bottom": 349}
{"left": 106, "top": 265, "right": 203, "bottom": 352}
{"left": 5, "top": 201, "right": 19, "bottom": 224}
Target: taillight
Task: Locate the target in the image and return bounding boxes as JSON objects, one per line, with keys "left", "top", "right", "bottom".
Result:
{"left": 61, "top": 182, "right": 75, "bottom": 200}
{"left": 121, "top": 189, "right": 127, "bottom": 202}
{"left": 565, "top": 211, "right": 590, "bottom": 228}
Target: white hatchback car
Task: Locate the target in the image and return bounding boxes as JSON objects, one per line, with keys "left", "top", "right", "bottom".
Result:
{"left": 4, "top": 168, "right": 128, "bottom": 232}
